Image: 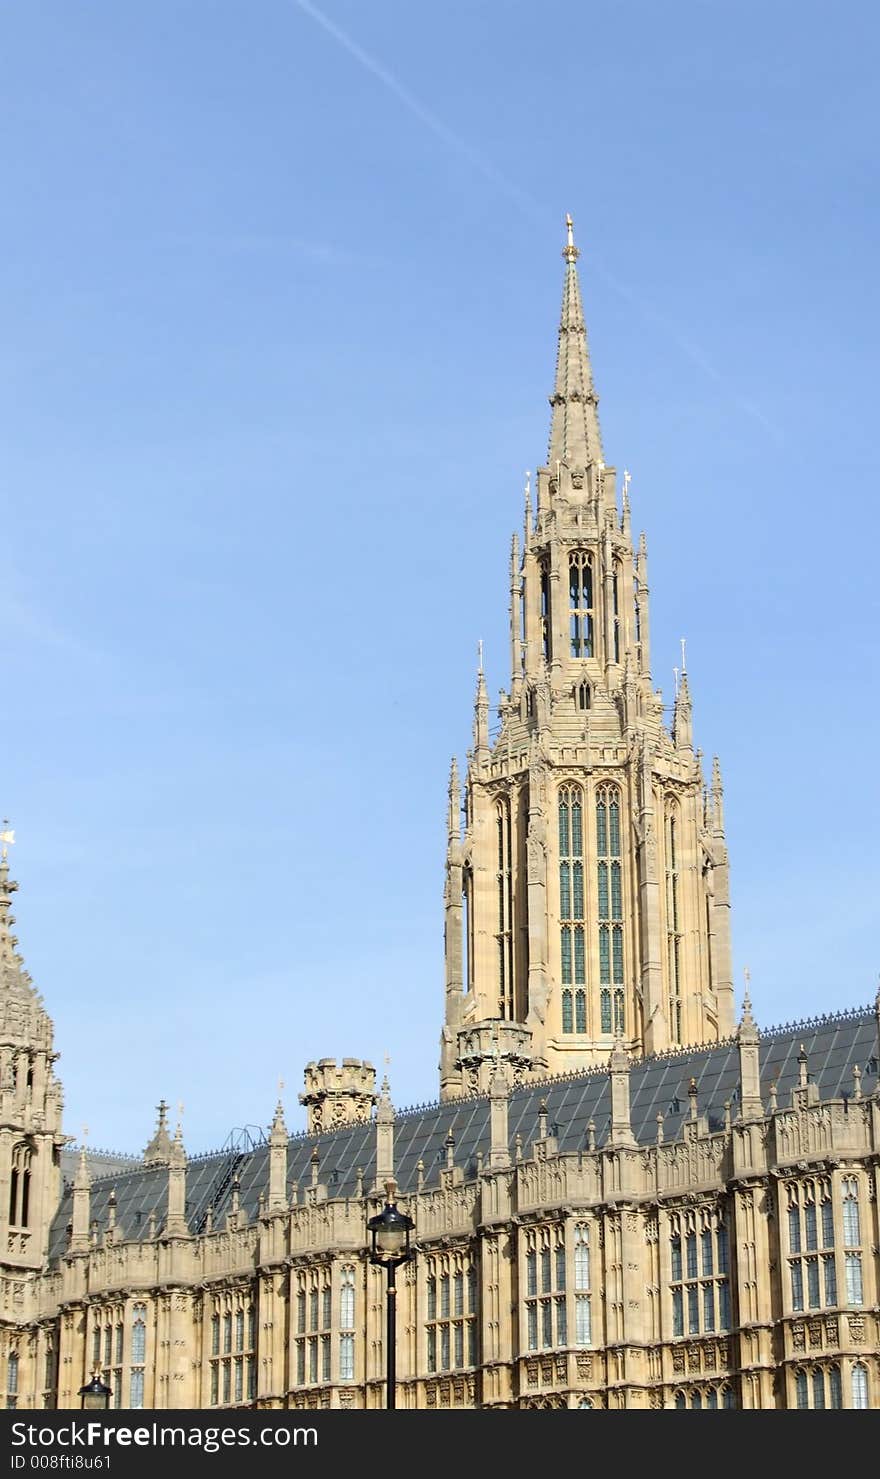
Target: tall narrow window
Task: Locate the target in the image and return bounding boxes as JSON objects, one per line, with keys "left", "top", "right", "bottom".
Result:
{"left": 574, "top": 1224, "right": 591, "bottom": 1347}
{"left": 569, "top": 553, "right": 594, "bottom": 658}
{"left": 842, "top": 1178, "right": 860, "bottom": 1246}
{"left": 130, "top": 1304, "right": 146, "bottom": 1410}
{"left": 665, "top": 802, "right": 682, "bottom": 1043}
{"left": 845, "top": 1253, "right": 863, "bottom": 1306}
{"left": 496, "top": 801, "right": 514, "bottom": 1020}
{"left": 540, "top": 562, "right": 551, "bottom": 661}
{"left": 596, "top": 786, "right": 624, "bottom": 1034}
{"left": 852, "top": 1363, "right": 869, "bottom": 1409}
{"left": 559, "top": 785, "right": 586, "bottom": 1034}
{"left": 612, "top": 561, "right": 621, "bottom": 663}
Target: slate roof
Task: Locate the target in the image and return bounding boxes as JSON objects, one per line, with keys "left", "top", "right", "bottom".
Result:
{"left": 47, "top": 1004, "right": 879, "bottom": 1264}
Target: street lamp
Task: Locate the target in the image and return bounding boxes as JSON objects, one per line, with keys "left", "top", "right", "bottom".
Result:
{"left": 78, "top": 1374, "right": 112, "bottom": 1410}
{"left": 367, "top": 1177, "right": 414, "bottom": 1410}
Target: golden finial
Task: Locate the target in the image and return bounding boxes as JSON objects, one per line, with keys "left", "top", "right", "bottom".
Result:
{"left": 563, "top": 213, "right": 580, "bottom": 262}
{"left": 0, "top": 822, "right": 14, "bottom": 862}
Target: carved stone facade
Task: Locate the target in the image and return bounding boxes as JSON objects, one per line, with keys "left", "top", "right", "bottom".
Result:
{"left": 0, "top": 225, "right": 878, "bottom": 1412}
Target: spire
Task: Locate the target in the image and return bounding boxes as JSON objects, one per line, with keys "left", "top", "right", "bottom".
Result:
{"left": 473, "top": 646, "right": 489, "bottom": 756}
{"left": 447, "top": 758, "right": 460, "bottom": 843}
{"left": 547, "top": 214, "right": 603, "bottom": 472}
{"left": 143, "top": 1099, "right": 173, "bottom": 1166}
{"left": 710, "top": 755, "right": 725, "bottom": 834}
{"left": 672, "top": 641, "right": 693, "bottom": 751}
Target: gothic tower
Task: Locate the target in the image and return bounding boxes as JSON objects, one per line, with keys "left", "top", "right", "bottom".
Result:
{"left": 440, "top": 220, "right": 734, "bottom": 1098}
{"left": 0, "top": 836, "right": 66, "bottom": 1267}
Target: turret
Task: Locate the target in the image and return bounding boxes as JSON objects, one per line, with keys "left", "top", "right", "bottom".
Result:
{"left": 374, "top": 1075, "right": 394, "bottom": 1191}
{"left": 68, "top": 1147, "right": 91, "bottom": 1256}
{"left": 163, "top": 1121, "right": 189, "bottom": 1239}
{"left": 607, "top": 1037, "right": 636, "bottom": 1148}
{"left": 268, "top": 1097, "right": 288, "bottom": 1213}
{"left": 736, "top": 980, "right": 763, "bottom": 1122}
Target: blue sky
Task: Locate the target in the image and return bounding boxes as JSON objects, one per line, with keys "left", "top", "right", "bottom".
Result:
{"left": 1, "top": 2, "right": 877, "bottom": 1154}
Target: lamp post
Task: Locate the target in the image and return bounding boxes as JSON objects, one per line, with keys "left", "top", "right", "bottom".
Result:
{"left": 367, "top": 1177, "right": 414, "bottom": 1410}
{"left": 78, "top": 1374, "right": 112, "bottom": 1410}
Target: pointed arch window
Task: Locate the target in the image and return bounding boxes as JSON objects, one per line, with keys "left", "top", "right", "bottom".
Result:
{"left": 576, "top": 681, "right": 591, "bottom": 711}
{"left": 559, "top": 785, "right": 586, "bottom": 1034}
{"left": 596, "top": 786, "right": 624, "bottom": 1035}
{"left": 569, "top": 553, "right": 594, "bottom": 658}
{"left": 495, "top": 800, "right": 514, "bottom": 1020}
{"left": 665, "top": 801, "right": 682, "bottom": 1044}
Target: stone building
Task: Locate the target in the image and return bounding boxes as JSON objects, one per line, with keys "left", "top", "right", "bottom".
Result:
{"left": 0, "top": 222, "right": 877, "bottom": 1411}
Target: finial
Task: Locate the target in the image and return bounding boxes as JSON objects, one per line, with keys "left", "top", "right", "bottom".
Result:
{"left": 688, "top": 1077, "right": 699, "bottom": 1120}
{"left": 586, "top": 1119, "right": 596, "bottom": 1152}
{"left": 477, "top": 639, "right": 483, "bottom": 676}
{"left": 680, "top": 637, "right": 687, "bottom": 675}
{"left": 740, "top": 970, "right": 756, "bottom": 1030}
{"left": 852, "top": 1063, "right": 862, "bottom": 1101}
{"left": 673, "top": 665, "right": 679, "bottom": 698}
{"left": 563, "top": 213, "right": 580, "bottom": 262}
{"left": 622, "top": 468, "right": 631, "bottom": 501}
{"left": 81, "top": 1123, "right": 89, "bottom": 1147}
{"left": 768, "top": 1080, "right": 778, "bottom": 1113}
{"left": 655, "top": 1112, "right": 664, "bottom": 1145}
{"left": 384, "top": 1176, "right": 397, "bottom": 1205}
{"left": 0, "top": 823, "right": 14, "bottom": 863}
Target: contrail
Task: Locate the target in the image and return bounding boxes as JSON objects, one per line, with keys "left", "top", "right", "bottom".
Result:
{"left": 292, "top": 0, "right": 783, "bottom": 443}
{"left": 293, "top": 0, "right": 543, "bottom": 222}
